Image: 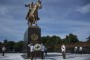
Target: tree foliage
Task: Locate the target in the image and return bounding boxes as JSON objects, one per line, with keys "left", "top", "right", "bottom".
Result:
{"left": 87, "top": 36, "right": 90, "bottom": 42}
{"left": 0, "top": 42, "right": 2, "bottom": 45}
{"left": 7, "top": 41, "right": 16, "bottom": 52}
{"left": 3, "top": 39, "right": 8, "bottom": 45}
{"left": 0, "top": 33, "right": 81, "bottom": 52}
{"left": 41, "top": 35, "right": 62, "bottom": 46}
{"left": 1, "top": 40, "right": 24, "bottom": 52}
{"left": 63, "top": 33, "right": 79, "bottom": 44}
{"left": 14, "top": 41, "right": 23, "bottom": 52}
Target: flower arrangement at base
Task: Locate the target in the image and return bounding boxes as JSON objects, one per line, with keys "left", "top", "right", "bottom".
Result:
{"left": 34, "top": 43, "right": 41, "bottom": 51}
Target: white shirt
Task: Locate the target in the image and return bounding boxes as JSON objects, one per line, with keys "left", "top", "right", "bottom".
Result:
{"left": 74, "top": 46, "right": 77, "bottom": 51}
{"left": 2, "top": 47, "right": 6, "bottom": 51}
{"left": 61, "top": 45, "right": 66, "bottom": 52}
{"left": 28, "top": 44, "right": 34, "bottom": 52}
{"left": 79, "top": 47, "right": 82, "bottom": 51}
{"left": 40, "top": 44, "right": 45, "bottom": 52}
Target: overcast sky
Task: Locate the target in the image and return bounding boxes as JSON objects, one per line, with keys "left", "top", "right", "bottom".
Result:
{"left": 0, "top": 0, "right": 90, "bottom": 42}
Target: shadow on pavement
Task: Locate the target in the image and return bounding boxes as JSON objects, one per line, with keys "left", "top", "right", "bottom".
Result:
{"left": 0, "top": 59, "right": 13, "bottom": 60}
{"left": 44, "top": 53, "right": 61, "bottom": 60}
{"left": 46, "top": 53, "right": 62, "bottom": 57}
{"left": 45, "top": 57, "right": 56, "bottom": 60}
{"left": 85, "top": 57, "right": 90, "bottom": 60}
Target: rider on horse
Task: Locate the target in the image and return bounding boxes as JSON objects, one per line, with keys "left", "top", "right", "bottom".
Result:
{"left": 25, "top": 0, "right": 42, "bottom": 26}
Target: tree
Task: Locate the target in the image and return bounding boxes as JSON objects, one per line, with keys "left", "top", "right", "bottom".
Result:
{"left": 42, "top": 35, "right": 62, "bottom": 52}
{"left": 7, "top": 41, "right": 16, "bottom": 52}
{"left": 3, "top": 39, "right": 8, "bottom": 45}
{"left": 15, "top": 41, "right": 23, "bottom": 52}
{"left": 41, "top": 36, "right": 50, "bottom": 44}
{"left": 63, "top": 35, "right": 69, "bottom": 44}
{"left": 63, "top": 33, "right": 79, "bottom": 44}
{"left": 0, "top": 41, "right": 2, "bottom": 45}
{"left": 69, "top": 33, "right": 79, "bottom": 43}
{"left": 51, "top": 35, "right": 62, "bottom": 45}
{"left": 0, "top": 42, "right": 2, "bottom": 52}
{"left": 87, "top": 36, "right": 90, "bottom": 42}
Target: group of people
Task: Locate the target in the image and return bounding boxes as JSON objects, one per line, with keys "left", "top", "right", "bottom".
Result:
{"left": 74, "top": 46, "right": 83, "bottom": 54}
{"left": 61, "top": 45, "right": 84, "bottom": 59}
{"left": 0, "top": 44, "right": 84, "bottom": 60}
{"left": 28, "top": 43, "right": 67, "bottom": 60}
{"left": 28, "top": 43, "right": 47, "bottom": 60}
{"left": 28, "top": 43, "right": 79, "bottom": 60}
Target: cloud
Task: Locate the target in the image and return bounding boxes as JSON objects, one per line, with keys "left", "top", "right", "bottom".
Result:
{"left": 0, "top": 6, "right": 9, "bottom": 15}
{"left": 0, "top": 16, "right": 27, "bottom": 41}
{"left": 39, "top": 17, "right": 90, "bottom": 41}
{"left": 0, "top": 5, "right": 27, "bottom": 41}
{"left": 0, "top": 0, "right": 90, "bottom": 42}
{"left": 72, "top": 27, "right": 90, "bottom": 41}
{"left": 77, "top": 4, "right": 90, "bottom": 13}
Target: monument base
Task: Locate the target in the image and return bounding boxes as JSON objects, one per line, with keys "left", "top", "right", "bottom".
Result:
{"left": 23, "top": 26, "right": 42, "bottom": 58}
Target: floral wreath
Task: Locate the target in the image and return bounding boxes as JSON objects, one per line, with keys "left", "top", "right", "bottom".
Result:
{"left": 34, "top": 44, "right": 41, "bottom": 51}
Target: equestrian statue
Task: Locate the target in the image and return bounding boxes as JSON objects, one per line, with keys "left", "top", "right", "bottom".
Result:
{"left": 25, "top": 0, "right": 42, "bottom": 26}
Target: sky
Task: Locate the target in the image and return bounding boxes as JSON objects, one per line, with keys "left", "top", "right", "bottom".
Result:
{"left": 0, "top": 0, "right": 90, "bottom": 42}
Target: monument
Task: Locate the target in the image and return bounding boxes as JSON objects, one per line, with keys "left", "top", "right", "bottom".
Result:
{"left": 23, "top": 0, "right": 42, "bottom": 58}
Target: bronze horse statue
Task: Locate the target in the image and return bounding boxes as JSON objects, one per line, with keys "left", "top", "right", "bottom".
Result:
{"left": 25, "top": 0, "right": 42, "bottom": 26}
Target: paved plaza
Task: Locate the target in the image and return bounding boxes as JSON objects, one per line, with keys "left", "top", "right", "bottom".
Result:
{"left": 0, "top": 53, "right": 90, "bottom": 60}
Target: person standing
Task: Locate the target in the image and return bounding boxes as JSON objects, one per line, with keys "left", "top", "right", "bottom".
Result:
{"left": 74, "top": 46, "right": 78, "bottom": 54}
{"left": 61, "top": 44, "right": 66, "bottom": 59}
{"left": 79, "top": 47, "right": 83, "bottom": 54}
{"left": 40, "top": 43, "right": 45, "bottom": 60}
{"left": 28, "top": 43, "right": 34, "bottom": 60}
{"left": 2, "top": 46, "right": 6, "bottom": 56}
{"left": 44, "top": 46, "right": 47, "bottom": 56}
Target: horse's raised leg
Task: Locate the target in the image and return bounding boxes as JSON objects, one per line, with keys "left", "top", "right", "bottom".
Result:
{"left": 28, "top": 22, "right": 32, "bottom": 27}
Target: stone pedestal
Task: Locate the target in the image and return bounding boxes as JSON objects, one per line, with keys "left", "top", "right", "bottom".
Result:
{"left": 23, "top": 26, "right": 41, "bottom": 58}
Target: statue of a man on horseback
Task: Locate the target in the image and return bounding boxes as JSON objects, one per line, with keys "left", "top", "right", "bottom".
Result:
{"left": 25, "top": 0, "right": 42, "bottom": 26}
